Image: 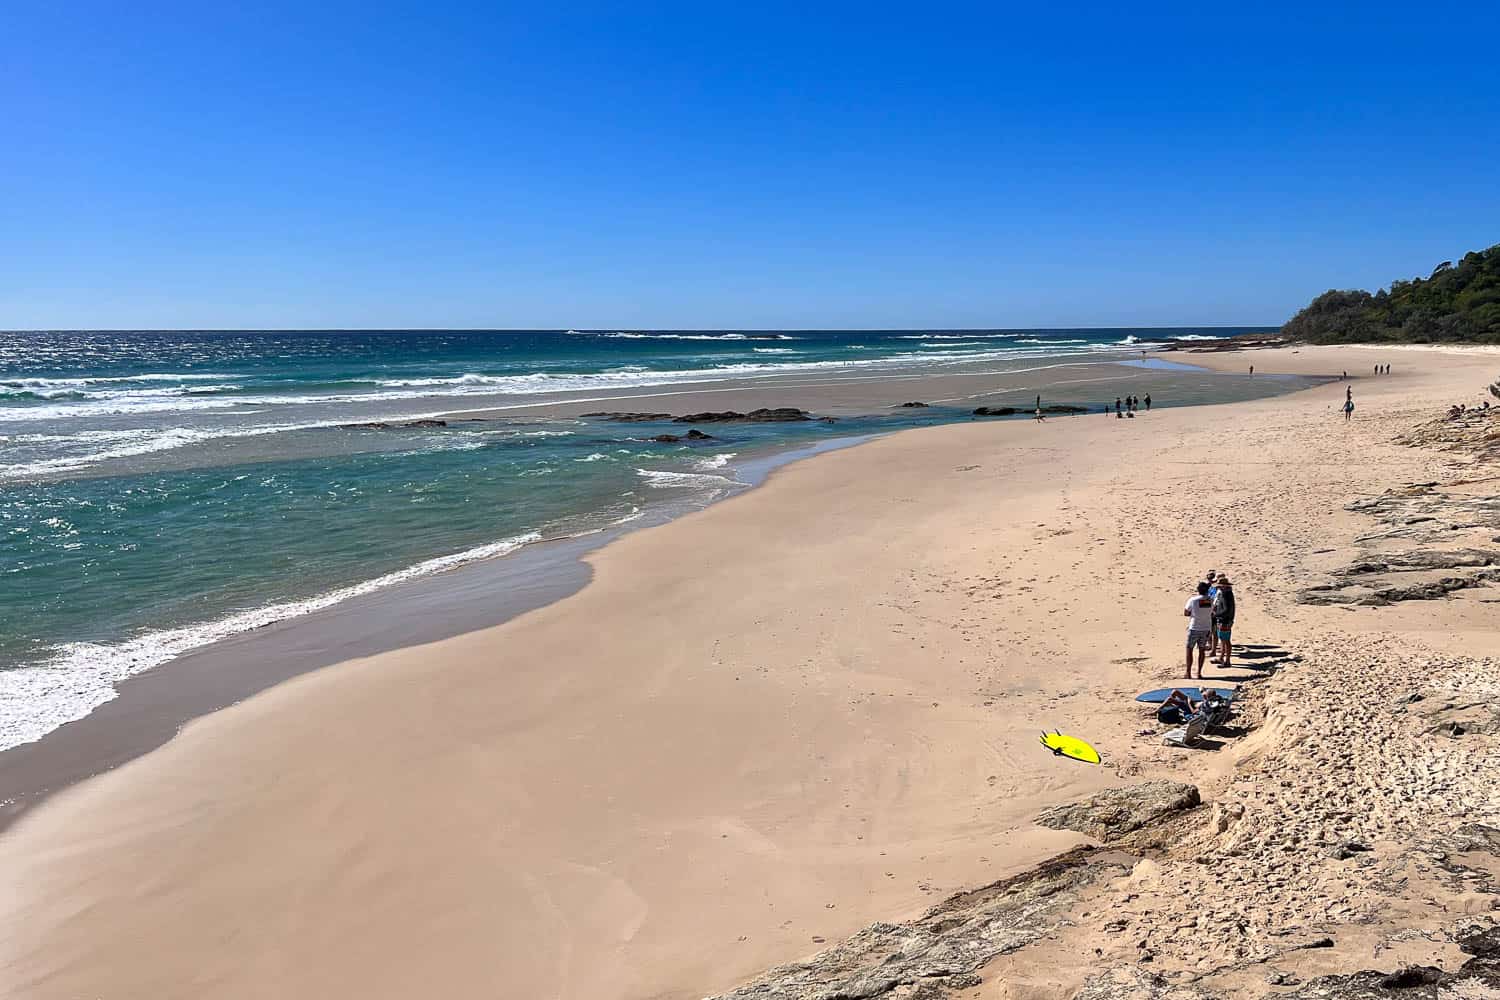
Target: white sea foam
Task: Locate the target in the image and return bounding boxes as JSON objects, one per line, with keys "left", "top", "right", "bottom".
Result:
{"left": 0, "top": 422, "right": 339, "bottom": 479}
{"left": 575, "top": 452, "right": 612, "bottom": 462}
{"left": 897, "top": 333, "right": 1021, "bottom": 340}
{"left": 635, "top": 468, "right": 740, "bottom": 491}
{"left": 694, "top": 452, "right": 737, "bottom": 470}
{"left": 0, "top": 531, "right": 543, "bottom": 753}
{"left": 0, "top": 372, "right": 240, "bottom": 388}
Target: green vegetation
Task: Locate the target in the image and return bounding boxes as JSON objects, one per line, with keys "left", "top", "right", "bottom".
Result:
{"left": 1282, "top": 244, "right": 1500, "bottom": 344}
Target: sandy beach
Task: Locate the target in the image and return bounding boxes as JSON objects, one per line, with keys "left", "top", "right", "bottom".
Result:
{"left": 2, "top": 344, "right": 1498, "bottom": 999}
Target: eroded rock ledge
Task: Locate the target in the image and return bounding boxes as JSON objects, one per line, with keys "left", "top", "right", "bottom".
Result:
{"left": 709, "top": 847, "right": 1135, "bottom": 1000}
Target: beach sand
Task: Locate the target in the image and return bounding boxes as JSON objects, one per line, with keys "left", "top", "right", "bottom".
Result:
{"left": 1, "top": 344, "right": 1496, "bottom": 999}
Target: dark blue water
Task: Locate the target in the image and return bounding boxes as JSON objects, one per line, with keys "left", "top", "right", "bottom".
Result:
{"left": 0, "top": 327, "right": 1280, "bottom": 749}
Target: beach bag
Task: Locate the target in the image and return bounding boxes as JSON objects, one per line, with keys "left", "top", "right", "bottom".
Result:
{"left": 1157, "top": 704, "right": 1186, "bottom": 724}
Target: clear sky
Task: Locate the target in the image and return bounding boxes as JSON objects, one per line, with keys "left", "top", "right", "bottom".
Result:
{"left": 3, "top": 1, "right": 1497, "bottom": 330}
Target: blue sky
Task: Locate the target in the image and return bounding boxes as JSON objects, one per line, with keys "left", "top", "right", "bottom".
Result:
{"left": 3, "top": 2, "right": 1497, "bottom": 329}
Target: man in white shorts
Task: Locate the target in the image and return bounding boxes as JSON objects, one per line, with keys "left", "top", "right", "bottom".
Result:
{"left": 1184, "top": 580, "right": 1213, "bottom": 679}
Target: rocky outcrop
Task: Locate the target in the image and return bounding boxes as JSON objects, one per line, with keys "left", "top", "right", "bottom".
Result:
{"left": 708, "top": 847, "right": 1132, "bottom": 1000}
{"left": 648, "top": 430, "right": 715, "bottom": 443}
{"left": 675, "top": 408, "right": 813, "bottom": 423}
{"left": 1338, "top": 548, "right": 1500, "bottom": 575}
{"left": 579, "top": 412, "right": 673, "bottom": 422}
{"left": 1074, "top": 968, "right": 1218, "bottom": 999}
{"left": 898, "top": 401, "right": 929, "bottom": 408}
{"left": 972, "top": 405, "right": 1088, "bottom": 417}
{"left": 1300, "top": 569, "right": 1500, "bottom": 607}
{"left": 1034, "top": 782, "right": 1201, "bottom": 842}
{"left": 582, "top": 409, "right": 814, "bottom": 424}
{"left": 339, "top": 419, "right": 449, "bottom": 430}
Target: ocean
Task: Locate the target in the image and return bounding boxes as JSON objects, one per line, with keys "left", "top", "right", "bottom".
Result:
{"left": 0, "top": 327, "right": 1288, "bottom": 750}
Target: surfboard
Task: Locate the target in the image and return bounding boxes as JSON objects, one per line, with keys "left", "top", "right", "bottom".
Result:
{"left": 1134, "top": 687, "right": 1235, "bottom": 704}
{"left": 1039, "top": 731, "right": 1101, "bottom": 764}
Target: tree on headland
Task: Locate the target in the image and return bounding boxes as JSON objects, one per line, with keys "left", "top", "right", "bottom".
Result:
{"left": 1281, "top": 244, "right": 1500, "bottom": 344}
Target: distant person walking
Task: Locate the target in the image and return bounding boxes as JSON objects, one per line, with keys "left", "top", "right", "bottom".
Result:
{"left": 1144, "top": 393, "right": 1152, "bottom": 411}
{"left": 1249, "top": 364, "right": 1254, "bottom": 376}
{"left": 1184, "top": 580, "right": 1214, "bottom": 679}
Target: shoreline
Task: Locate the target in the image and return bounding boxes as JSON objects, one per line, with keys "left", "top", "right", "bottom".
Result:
{"left": 0, "top": 359, "right": 1320, "bottom": 821}
{"left": 0, "top": 431, "right": 882, "bottom": 831}
{"left": 2, "top": 344, "right": 1493, "bottom": 999}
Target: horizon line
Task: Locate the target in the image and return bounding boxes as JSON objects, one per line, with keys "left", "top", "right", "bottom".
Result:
{"left": 0, "top": 324, "right": 1283, "bottom": 334}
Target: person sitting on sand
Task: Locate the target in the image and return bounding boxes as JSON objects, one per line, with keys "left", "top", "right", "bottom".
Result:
{"left": 1212, "top": 575, "right": 1236, "bottom": 666}
{"left": 1184, "top": 580, "right": 1214, "bottom": 680}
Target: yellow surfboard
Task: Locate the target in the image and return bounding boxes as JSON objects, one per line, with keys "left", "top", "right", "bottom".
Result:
{"left": 1039, "top": 730, "right": 1101, "bottom": 764}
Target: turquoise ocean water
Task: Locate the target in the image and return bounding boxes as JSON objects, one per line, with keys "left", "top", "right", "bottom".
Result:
{"left": 0, "top": 328, "right": 1287, "bottom": 749}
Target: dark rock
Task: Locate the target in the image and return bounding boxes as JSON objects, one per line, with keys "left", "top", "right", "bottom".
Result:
{"left": 674, "top": 408, "right": 812, "bottom": 423}
{"left": 580, "top": 412, "right": 673, "bottom": 422}
{"left": 1266, "top": 970, "right": 1299, "bottom": 985}
{"left": 973, "top": 406, "right": 1018, "bottom": 417}
{"left": 339, "top": 419, "right": 449, "bottom": 430}
{"left": 1458, "top": 922, "right": 1500, "bottom": 957}
{"left": 1324, "top": 840, "right": 1372, "bottom": 860}
{"left": 1035, "top": 782, "right": 1201, "bottom": 842}
{"left": 1281, "top": 967, "right": 1439, "bottom": 997}
{"left": 1042, "top": 404, "right": 1089, "bottom": 414}
{"left": 899, "top": 401, "right": 930, "bottom": 408}
{"left": 647, "top": 429, "right": 716, "bottom": 443}
{"left": 1380, "top": 966, "right": 1443, "bottom": 989}
{"left": 1298, "top": 937, "right": 1335, "bottom": 949}
{"left": 1296, "top": 587, "right": 1362, "bottom": 605}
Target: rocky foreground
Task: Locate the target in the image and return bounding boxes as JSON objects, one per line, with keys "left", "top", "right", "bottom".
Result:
{"left": 709, "top": 374, "right": 1500, "bottom": 999}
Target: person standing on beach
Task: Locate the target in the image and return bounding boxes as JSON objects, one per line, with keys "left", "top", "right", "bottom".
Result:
{"left": 1144, "top": 393, "right": 1152, "bottom": 411}
{"left": 1115, "top": 397, "right": 1123, "bottom": 418}
{"left": 1249, "top": 364, "right": 1254, "bottom": 376}
{"left": 1184, "top": 580, "right": 1213, "bottom": 679}
{"left": 1207, "top": 573, "right": 1221, "bottom": 657}
{"left": 1212, "top": 576, "right": 1236, "bottom": 667}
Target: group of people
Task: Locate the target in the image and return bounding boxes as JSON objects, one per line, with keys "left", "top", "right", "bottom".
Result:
{"left": 1373, "top": 363, "right": 1392, "bottom": 375}
{"left": 1106, "top": 394, "right": 1150, "bottom": 418}
{"left": 1183, "top": 570, "right": 1235, "bottom": 678}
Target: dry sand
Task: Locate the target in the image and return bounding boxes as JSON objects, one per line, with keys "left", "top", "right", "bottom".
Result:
{"left": 1, "top": 344, "right": 1497, "bottom": 999}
